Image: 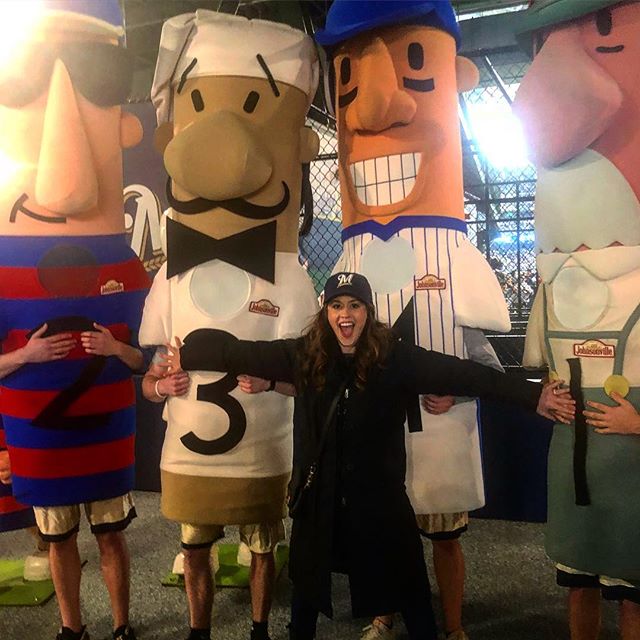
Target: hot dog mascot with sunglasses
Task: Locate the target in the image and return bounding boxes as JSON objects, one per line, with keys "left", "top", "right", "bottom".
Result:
{"left": 315, "top": 3, "right": 510, "bottom": 638}
{"left": 0, "top": 2, "right": 148, "bottom": 639}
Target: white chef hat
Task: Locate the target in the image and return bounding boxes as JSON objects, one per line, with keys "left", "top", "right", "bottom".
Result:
{"left": 151, "top": 10, "right": 319, "bottom": 124}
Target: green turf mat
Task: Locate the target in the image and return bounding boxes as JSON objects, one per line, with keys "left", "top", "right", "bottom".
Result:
{"left": 0, "top": 558, "right": 55, "bottom": 606}
{"left": 162, "top": 543, "right": 289, "bottom": 588}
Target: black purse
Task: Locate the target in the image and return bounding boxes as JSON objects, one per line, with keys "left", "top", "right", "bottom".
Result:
{"left": 288, "top": 380, "right": 348, "bottom": 518}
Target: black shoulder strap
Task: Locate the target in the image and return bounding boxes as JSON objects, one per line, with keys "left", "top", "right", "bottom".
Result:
{"left": 311, "top": 378, "right": 349, "bottom": 465}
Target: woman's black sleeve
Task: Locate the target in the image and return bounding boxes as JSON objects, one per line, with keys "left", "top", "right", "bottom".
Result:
{"left": 400, "top": 342, "right": 541, "bottom": 411}
{"left": 180, "top": 328, "right": 299, "bottom": 384}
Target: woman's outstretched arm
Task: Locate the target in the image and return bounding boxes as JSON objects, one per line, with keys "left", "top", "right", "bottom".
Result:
{"left": 400, "top": 342, "right": 575, "bottom": 422}
{"left": 165, "top": 328, "right": 300, "bottom": 385}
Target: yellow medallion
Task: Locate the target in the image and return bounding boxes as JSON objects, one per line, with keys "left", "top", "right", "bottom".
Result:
{"left": 604, "top": 374, "right": 629, "bottom": 398}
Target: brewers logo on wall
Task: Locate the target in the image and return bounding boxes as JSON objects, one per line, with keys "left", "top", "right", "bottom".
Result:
{"left": 123, "top": 102, "right": 167, "bottom": 276}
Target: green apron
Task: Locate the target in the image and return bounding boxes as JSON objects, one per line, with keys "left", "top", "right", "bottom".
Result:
{"left": 543, "top": 288, "right": 640, "bottom": 584}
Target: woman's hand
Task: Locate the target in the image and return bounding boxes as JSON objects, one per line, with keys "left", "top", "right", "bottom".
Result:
{"left": 162, "top": 337, "right": 183, "bottom": 374}
{"left": 537, "top": 380, "right": 575, "bottom": 424}
{"left": 81, "top": 322, "right": 118, "bottom": 356}
{"left": 421, "top": 394, "right": 455, "bottom": 415}
{"left": 157, "top": 371, "right": 191, "bottom": 398}
{"left": 21, "top": 324, "right": 75, "bottom": 363}
{"left": 584, "top": 392, "right": 640, "bottom": 435}
{"left": 237, "top": 375, "right": 270, "bottom": 394}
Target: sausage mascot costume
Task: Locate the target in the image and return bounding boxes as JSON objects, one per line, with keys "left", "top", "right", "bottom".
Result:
{"left": 315, "top": 3, "right": 509, "bottom": 638}
{"left": 515, "top": 0, "right": 640, "bottom": 634}
{"left": 140, "top": 10, "right": 319, "bottom": 639}
{"left": 0, "top": 0, "right": 147, "bottom": 634}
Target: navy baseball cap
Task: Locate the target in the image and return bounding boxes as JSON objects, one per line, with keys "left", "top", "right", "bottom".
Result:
{"left": 323, "top": 272, "right": 374, "bottom": 306}
{"left": 315, "top": 0, "right": 461, "bottom": 50}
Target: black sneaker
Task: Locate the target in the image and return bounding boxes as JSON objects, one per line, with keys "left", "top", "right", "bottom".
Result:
{"left": 56, "top": 627, "right": 90, "bottom": 640}
{"left": 113, "top": 625, "right": 136, "bottom": 640}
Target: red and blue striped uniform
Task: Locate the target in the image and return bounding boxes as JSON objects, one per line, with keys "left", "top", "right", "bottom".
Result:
{"left": 0, "top": 234, "right": 150, "bottom": 507}
{"left": 0, "top": 419, "right": 35, "bottom": 532}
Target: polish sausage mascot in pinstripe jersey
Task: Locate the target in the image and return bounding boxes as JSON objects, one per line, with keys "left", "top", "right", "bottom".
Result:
{"left": 0, "top": 2, "right": 148, "bottom": 638}
{"left": 315, "top": 2, "right": 510, "bottom": 638}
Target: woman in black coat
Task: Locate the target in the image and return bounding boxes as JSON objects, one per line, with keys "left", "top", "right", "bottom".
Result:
{"left": 165, "top": 272, "right": 574, "bottom": 640}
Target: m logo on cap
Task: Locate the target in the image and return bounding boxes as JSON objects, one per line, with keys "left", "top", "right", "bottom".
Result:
{"left": 337, "top": 273, "right": 354, "bottom": 287}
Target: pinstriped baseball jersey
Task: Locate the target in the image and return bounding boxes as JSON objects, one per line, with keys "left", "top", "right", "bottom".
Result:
{"left": 337, "top": 215, "right": 510, "bottom": 514}
{"left": 341, "top": 223, "right": 466, "bottom": 357}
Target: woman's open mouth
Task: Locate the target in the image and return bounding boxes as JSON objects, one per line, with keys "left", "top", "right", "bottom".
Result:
{"left": 338, "top": 320, "right": 355, "bottom": 340}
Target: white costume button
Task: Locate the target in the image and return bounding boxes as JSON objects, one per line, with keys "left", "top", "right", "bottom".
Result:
{"left": 190, "top": 260, "right": 251, "bottom": 320}
{"left": 552, "top": 265, "right": 608, "bottom": 329}
{"left": 360, "top": 236, "right": 416, "bottom": 294}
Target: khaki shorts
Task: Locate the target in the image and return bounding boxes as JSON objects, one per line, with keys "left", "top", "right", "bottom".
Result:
{"left": 557, "top": 563, "right": 640, "bottom": 604}
{"left": 34, "top": 493, "right": 136, "bottom": 542}
{"left": 417, "top": 511, "right": 468, "bottom": 540}
{"left": 181, "top": 520, "right": 285, "bottom": 554}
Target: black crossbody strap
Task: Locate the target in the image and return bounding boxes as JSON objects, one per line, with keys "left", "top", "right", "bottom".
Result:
{"left": 309, "top": 378, "right": 349, "bottom": 471}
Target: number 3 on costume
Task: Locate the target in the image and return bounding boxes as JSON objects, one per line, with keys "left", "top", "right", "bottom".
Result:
{"left": 180, "top": 371, "right": 247, "bottom": 456}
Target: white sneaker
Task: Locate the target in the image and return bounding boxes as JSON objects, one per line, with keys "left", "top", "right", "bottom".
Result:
{"left": 360, "top": 619, "right": 396, "bottom": 639}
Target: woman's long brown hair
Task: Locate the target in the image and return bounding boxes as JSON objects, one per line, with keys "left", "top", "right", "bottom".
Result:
{"left": 300, "top": 303, "right": 394, "bottom": 391}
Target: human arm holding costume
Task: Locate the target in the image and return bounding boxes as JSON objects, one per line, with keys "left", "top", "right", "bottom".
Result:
{"left": 142, "top": 360, "right": 190, "bottom": 403}
{"left": 583, "top": 392, "right": 640, "bottom": 435}
{"left": 81, "top": 322, "right": 144, "bottom": 371}
{"left": 421, "top": 394, "right": 455, "bottom": 415}
{"left": 236, "top": 375, "right": 296, "bottom": 397}
{"left": 0, "top": 450, "right": 10, "bottom": 484}
{"left": 401, "top": 343, "right": 574, "bottom": 422}
{"left": 164, "top": 329, "right": 299, "bottom": 385}
{"left": 0, "top": 323, "right": 75, "bottom": 378}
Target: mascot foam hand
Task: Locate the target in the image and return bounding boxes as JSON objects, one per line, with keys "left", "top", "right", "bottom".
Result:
{"left": 139, "top": 12, "right": 320, "bottom": 526}
{"left": 517, "top": 0, "right": 640, "bottom": 588}
{"left": 0, "top": 0, "right": 149, "bottom": 509}
{"left": 316, "top": 0, "right": 508, "bottom": 515}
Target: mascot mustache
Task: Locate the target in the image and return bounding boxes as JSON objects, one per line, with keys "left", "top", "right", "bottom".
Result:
{"left": 166, "top": 178, "right": 290, "bottom": 219}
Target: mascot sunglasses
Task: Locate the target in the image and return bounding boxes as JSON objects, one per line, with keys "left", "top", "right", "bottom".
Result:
{"left": 0, "top": 41, "right": 133, "bottom": 108}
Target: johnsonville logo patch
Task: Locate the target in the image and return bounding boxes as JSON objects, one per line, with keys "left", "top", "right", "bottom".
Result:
{"left": 573, "top": 339, "right": 615, "bottom": 358}
{"left": 249, "top": 299, "right": 280, "bottom": 318}
{"left": 415, "top": 274, "right": 446, "bottom": 290}
{"left": 100, "top": 279, "right": 125, "bottom": 295}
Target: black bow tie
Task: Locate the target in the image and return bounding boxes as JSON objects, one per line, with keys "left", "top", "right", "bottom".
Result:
{"left": 166, "top": 217, "right": 277, "bottom": 283}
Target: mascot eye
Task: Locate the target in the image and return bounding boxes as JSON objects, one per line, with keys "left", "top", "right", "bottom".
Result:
{"left": 243, "top": 91, "right": 260, "bottom": 114}
{"left": 191, "top": 89, "right": 205, "bottom": 113}
{"left": 596, "top": 8, "right": 612, "bottom": 36}
{"left": 340, "top": 57, "right": 351, "bottom": 85}
{"left": 408, "top": 43, "right": 424, "bottom": 70}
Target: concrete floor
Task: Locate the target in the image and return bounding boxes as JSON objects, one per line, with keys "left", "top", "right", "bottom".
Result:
{"left": 0, "top": 491, "right": 620, "bottom": 640}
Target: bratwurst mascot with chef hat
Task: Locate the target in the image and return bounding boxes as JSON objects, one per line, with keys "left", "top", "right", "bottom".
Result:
{"left": 514, "top": 0, "right": 640, "bottom": 637}
{"left": 0, "top": 1, "right": 148, "bottom": 638}
{"left": 315, "top": 2, "right": 510, "bottom": 638}
{"left": 140, "top": 10, "right": 319, "bottom": 640}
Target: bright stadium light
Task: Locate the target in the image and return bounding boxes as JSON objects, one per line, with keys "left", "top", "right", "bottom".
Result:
{"left": 0, "top": 1, "right": 45, "bottom": 67}
{"left": 466, "top": 101, "right": 530, "bottom": 170}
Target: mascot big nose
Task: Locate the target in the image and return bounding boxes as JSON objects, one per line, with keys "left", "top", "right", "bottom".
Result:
{"left": 164, "top": 111, "right": 273, "bottom": 201}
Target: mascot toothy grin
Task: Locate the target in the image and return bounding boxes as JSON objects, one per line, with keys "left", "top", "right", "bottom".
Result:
{"left": 348, "top": 152, "right": 421, "bottom": 206}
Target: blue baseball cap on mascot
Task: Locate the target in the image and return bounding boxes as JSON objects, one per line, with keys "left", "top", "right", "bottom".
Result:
{"left": 315, "top": 0, "right": 461, "bottom": 49}
{"left": 40, "top": 0, "right": 124, "bottom": 38}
